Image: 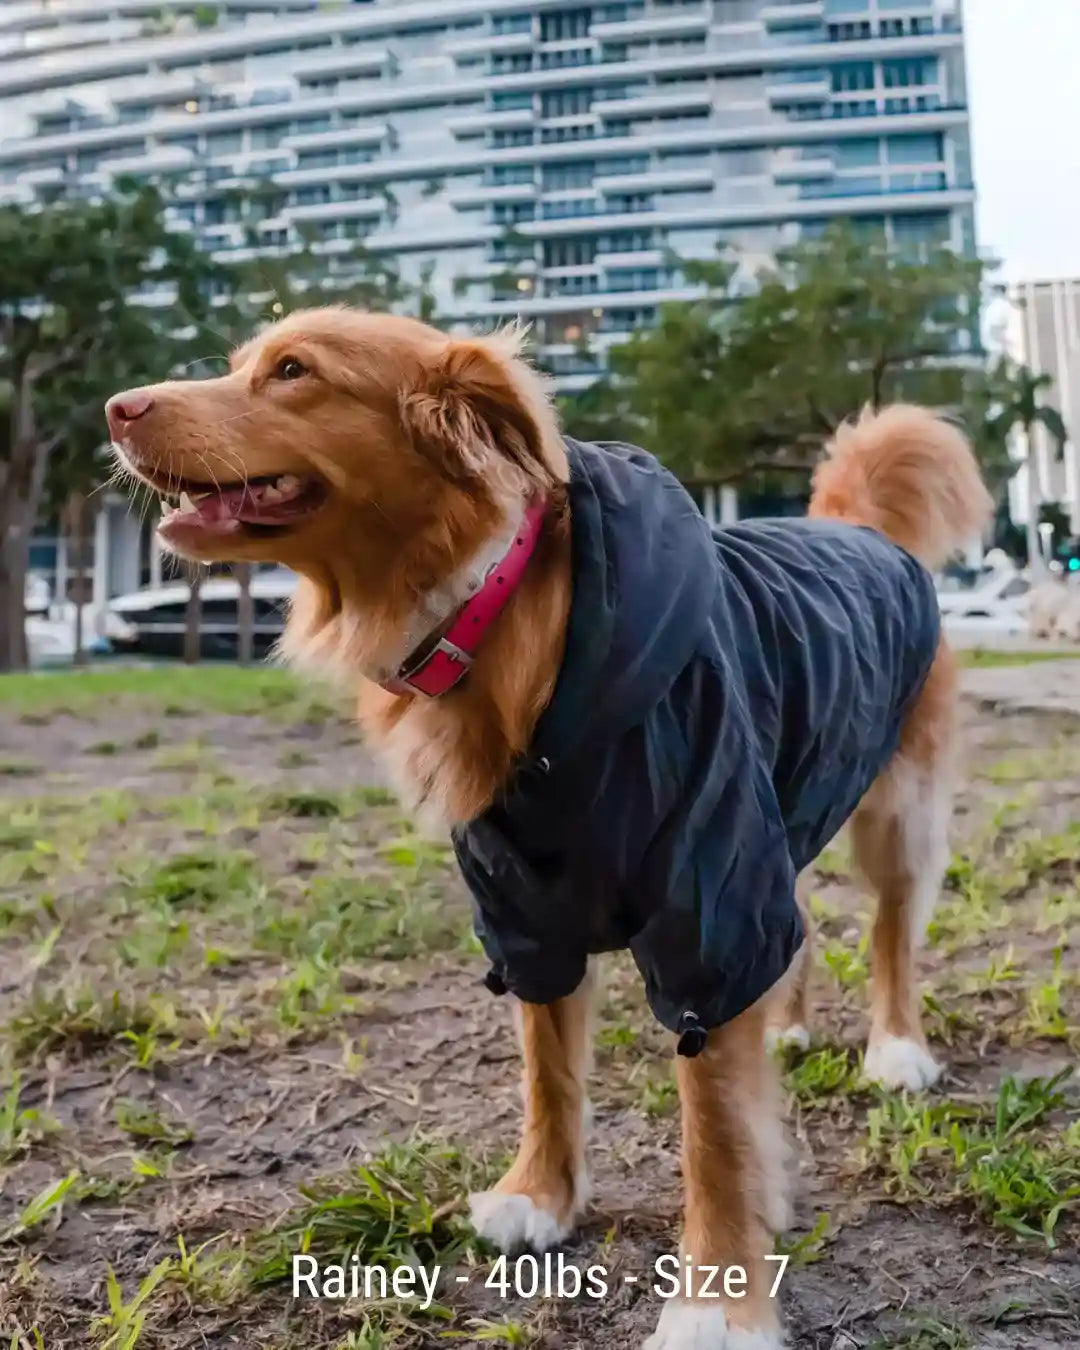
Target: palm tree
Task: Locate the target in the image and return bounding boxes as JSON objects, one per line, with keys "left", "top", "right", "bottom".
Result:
{"left": 985, "top": 364, "right": 1068, "bottom": 573}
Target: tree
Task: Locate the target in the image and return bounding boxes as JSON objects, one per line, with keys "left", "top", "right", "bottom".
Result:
{"left": 980, "top": 363, "right": 1067, "bottom": 572}
{"left": 235, "top": 563, "right": 254, "bottom": 665}
{"left": 0, "top": 184, "right": 215, "bottom": 671}
{"left": 183, "top": 567, "right": 203, "bottom": 665}
{"left": 561, "top": 223, "right": 997, "bottom": 488}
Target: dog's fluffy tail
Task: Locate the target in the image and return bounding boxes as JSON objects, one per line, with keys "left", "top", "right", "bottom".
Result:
{"left": 807, "top": 404, "right": 993, "bottom": 571}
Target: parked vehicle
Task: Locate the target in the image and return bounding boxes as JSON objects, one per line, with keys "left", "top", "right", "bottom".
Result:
{"left": 25, "top": 571, "right": 50, "bottom": 616}
{"left": 936, "top": 555, "right": 1031, "bottom": 637}
{"left": 106, "top": 568, "right": 297, "bottom": 659}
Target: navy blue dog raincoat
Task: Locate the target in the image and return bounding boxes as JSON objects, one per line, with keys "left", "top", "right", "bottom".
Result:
{"left": 452, "top": 438, "right": 941, "bottom": 1048}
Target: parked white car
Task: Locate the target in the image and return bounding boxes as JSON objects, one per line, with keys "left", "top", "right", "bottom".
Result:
{"left": 936, "top": 561, "right": 1031, "bottom": 637}
{"left": 106, "top": 567, "right": 297, "bottom": 659}
{"left": 25, "top": 571, "right": 50, "bottom": 616}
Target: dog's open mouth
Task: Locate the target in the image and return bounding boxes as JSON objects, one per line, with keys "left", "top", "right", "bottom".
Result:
{"left": 157, "top": 473, "right": 326, "bottom": 539}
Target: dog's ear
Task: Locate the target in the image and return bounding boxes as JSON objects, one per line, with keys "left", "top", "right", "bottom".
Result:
{"left": 399, "top": 336, "right": 546, "bottom": 484}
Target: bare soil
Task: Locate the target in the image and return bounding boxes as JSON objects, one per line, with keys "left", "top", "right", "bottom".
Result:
{"left": 0, "top": 662, "right": 1078, "bottom": 1350}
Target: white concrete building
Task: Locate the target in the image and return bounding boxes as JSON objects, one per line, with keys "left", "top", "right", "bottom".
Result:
{"left": 2, "top": 0, "right": 978, "bottom": 598}
{"left": 1005, "top": 278, "right": 1080, "bottom": 536}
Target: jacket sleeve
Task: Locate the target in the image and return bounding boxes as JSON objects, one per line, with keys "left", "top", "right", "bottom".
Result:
{"left": 628, "top": 658, "right": 804, "bottom": 1034}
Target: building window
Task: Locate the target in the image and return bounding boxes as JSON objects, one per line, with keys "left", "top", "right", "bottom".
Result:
{"left": 493, "top": 13, "right": 532, "bottom": 34}
{"left": 489, "top": 164, "right": 535, "bottom": 185}
{"left": 492, "top": 90, "right": 534, "bottom": 110}
{"left": 600, "top": 155, "right": 649, "bottom": 176}
{"left": 492, "top": 52, "right": 533, "bottom": 73}
{"left": 540, "top": 9, "right": 591, "bottom": 41}
{"left": 493, "top": 201, "right": 536, "bottom": 223}
{"left": 606, "top": 268, "right": 664, "bottom": 292}
{"left": 543, "top": 161, "right": 596, "bottom": 189}
{"left": 539, "top": 48, "right": 593, "bottom": 69}
{"left": 882, "top": 57, "right": 937, "bottom": 88}
{"left": 828, "top": 20, "right": 872, "bottom": 41}
{"left": 543, "top": 238, "right": 597, "bottom": 267}
{"left": 597, "top": 228, "right": 655, "bottom": 252}
{"left": 542, "top": 88, "right": 594, "bottom": 117}
{"left": 831, "top": 61, "right": 875, "bottom": 92}
{"left": 493, "top": 129, "right": 535, "bottom": 148}
{"left": 606, "top": 193, "right": 652, "bottom": 214}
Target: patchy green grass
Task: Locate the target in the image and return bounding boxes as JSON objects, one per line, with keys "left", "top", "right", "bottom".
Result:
{"left": 0, "top": 664, "right": 342, "bottom": 722}
{"left": 863, "top": 1070, "right": 1080, "bottom": 1245}
{"left": 1, "top": 670, "right": 1078, "bottom": 1348}
{"left": 958, "top": 648, "right": 1079, "bottom": 669}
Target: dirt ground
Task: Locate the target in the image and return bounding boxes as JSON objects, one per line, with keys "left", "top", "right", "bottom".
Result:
{"left": 0, "top": 662, "right": 1077, "bottom": 1350}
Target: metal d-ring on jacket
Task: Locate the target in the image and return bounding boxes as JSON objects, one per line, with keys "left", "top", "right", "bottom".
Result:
{"left": 452, "top": 437, "right": 941, "bottom": 1052}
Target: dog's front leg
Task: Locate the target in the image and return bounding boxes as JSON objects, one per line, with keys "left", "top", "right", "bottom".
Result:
{"left": 646, "top": 999, "right": 788, "bottom": 1350}
{"left": 469, "top": 969, "right": 593, "bottom": 1252}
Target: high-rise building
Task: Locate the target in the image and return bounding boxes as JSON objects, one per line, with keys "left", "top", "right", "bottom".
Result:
{"left": 1005, "top": 279, "right": 1080, "bottom": 536}
{"left": 1, "top": 0, "right": 975, "bottom": 393}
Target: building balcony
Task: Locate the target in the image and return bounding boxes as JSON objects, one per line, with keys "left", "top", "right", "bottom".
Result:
{"left": 597, "top": 248, "right": 666, "bottom": 268}
{"left": 285, "top": 197, "right": 385, "bottom": 223}
{"left": 98, "top": 144, "right": 196, "bottom": 177}
{"left": 447, "top": 108, "right": 534, "bottom": 138}
{"left": 592, "top": 11, "right": 711, "bottom": 42}
{"left": 282, "top": 123, "right": 390, "bottom": 152}
{"left": 292, "top": 47, "right": 391, "bottom": 81}
{"left": 767, "top": 77, "right": 831, "bottom": 105}
{"left": 761, "top": 1, "right": 826, "bottom": 30}
{"left": 447, "top": 32, "right": 534, "bottom": 61}
{"left": 596, "top": 89, "right": 714, "bottom": 119}
{"left": 772, "top": 155, "right": 836, "bottom": 184}
{"left": 448, "top": 181, "right": 537, "bottom": 208}
{"left": 597, "top": 167, "right": 715, "bottom": 193}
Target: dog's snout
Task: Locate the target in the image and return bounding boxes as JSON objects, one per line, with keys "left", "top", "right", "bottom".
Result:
{"left": 106, "top": 389, "right": 155, "bottom": 438}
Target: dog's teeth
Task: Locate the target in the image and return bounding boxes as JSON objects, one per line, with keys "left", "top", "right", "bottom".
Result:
{"left": 277, "top": 474, "right": 300, "bottom": 494}
{"left": 178, "top": 491, "right": 198, "bottom": 514}
{"left": 262, "top": 484, "right": 283, "bottom": 502}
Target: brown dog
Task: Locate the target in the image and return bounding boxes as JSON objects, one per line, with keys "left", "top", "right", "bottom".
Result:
{"left": 107, "top": 309, "right": 991, "bottom": 1350}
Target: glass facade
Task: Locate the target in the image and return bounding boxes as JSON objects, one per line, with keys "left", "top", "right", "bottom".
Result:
{"left": 0, "top": 0, "right": 974, "bottom": 387}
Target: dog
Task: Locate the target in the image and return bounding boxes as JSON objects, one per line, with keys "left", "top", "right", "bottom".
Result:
{"left": 107, "top": 308, "right": 992, "bottom": 1350}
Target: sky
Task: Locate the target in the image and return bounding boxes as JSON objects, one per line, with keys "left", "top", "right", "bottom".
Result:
{"left": 966, "top": 0, "right": 1080, "bottom": 282}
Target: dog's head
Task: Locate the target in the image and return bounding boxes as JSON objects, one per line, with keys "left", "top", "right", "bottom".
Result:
{"left": 106, "top": 308, "right": 567, "bottom": 575}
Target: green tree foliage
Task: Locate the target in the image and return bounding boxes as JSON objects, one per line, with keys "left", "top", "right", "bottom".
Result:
{"left": 0, "top": 184, "right": 215, "bottom": 670}
{"left": 560, "top": 223, "right": 1005, "bottom": 488}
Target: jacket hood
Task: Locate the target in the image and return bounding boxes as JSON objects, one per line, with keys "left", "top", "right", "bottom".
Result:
{"left": 528, "top": 437, "right": 718, "bottom": 767}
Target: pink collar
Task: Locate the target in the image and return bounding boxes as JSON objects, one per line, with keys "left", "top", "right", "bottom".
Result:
{"left": 380, "top": 497, "right": 547, "bottom": 698}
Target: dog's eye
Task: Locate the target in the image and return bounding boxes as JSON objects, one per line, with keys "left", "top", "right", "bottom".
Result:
{"left": 274, "top": 357, "right": 307, "bottom": 381}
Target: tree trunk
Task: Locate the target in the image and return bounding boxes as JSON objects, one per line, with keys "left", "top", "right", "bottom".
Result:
{"left": 183, "top": 568, "right": 203, "bottom": 664}
{"left": 235, "top": 562, "right": 254, "bottom": 665}
{"left": 1026, "top": 434, "right": 1044, "bottom": 576}
{"left": 0, "top": 525, "right": 30, "bottom": 672}
{"left": 67, "top": 494, "right": 89, "bottom": 666}
{"left": 0, "top": 365, "right": 50, "bottom": 672}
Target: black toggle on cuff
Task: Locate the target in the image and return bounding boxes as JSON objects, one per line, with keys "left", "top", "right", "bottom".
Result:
{"left": 676, "top": 1010, "right": 708, "bottom": 1058}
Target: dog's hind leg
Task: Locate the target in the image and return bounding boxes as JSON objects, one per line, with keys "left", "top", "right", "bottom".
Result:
{"left": 852, "top": 643, "right": 958, "bottom": 1091}
{"left": 765, "top": 873, "right": 813, "bottom": 1053}
{"left": 469, "top": 967, "right": 594, "bottom": 1252}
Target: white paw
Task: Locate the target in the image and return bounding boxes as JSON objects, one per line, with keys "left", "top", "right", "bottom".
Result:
{"left": 863, "top": 1035, "right": 941, "bottom": 1090}
{"left": 765, "top": 1024, "right": 810, "bottom": 1054}
{"left": 643, "top": 1301, "right": 784, "bottom": 1350}
{"left": 468, "top": 1190, "right": 571, "bottom": 1253}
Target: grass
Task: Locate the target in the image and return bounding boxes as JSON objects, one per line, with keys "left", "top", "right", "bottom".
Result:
{"left": 959, "top": 648, "right": 1079, "bottom": 669}
{"left": 0, "top": 664, "right": 342, "bottom": 722}
{"left": 2, "top": 663, "right": 1078, "bottom": 1346}
{"left": 863, "top": 1069, "right": 1080, "bottom": 1245}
